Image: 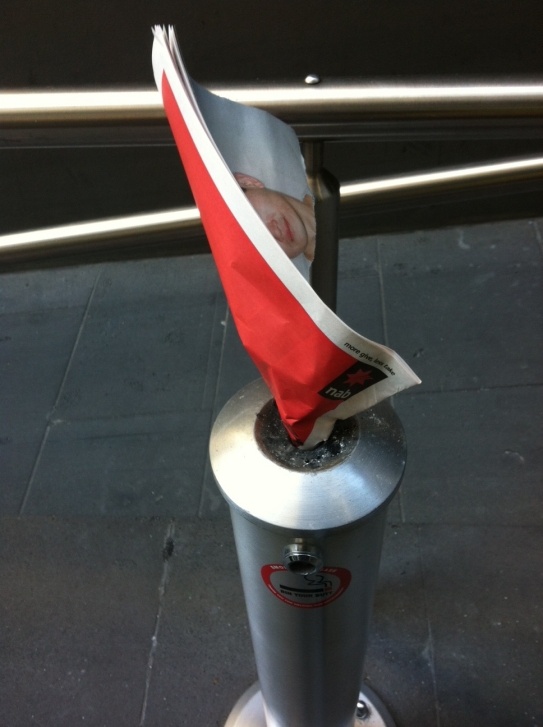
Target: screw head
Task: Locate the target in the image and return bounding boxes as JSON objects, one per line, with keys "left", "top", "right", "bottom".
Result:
{"left": 356, "top": 700, "right": 370, "bottom": 721}
{"left": 304, "top": 74, "right": 321, "bottom": 85}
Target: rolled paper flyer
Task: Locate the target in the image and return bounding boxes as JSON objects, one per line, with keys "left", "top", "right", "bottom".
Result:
{"left": 152, "top": 26, "right": 421, "bottom": 449}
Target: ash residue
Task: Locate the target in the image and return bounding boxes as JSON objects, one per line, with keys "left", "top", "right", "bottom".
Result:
{"left": 255, "top": 399, "right": 358, "bottom": 471}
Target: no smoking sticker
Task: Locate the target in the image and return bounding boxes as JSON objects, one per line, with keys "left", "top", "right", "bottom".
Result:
{"left": 261, "top": 564, "right": 351, "bottom": 609}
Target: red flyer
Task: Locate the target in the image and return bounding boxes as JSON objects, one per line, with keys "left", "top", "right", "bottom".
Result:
{"left": 152, "top": 27, "right": 420, "bottom": 449}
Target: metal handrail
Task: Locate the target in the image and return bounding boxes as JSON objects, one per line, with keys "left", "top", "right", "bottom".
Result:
{"left": 3, "top": 81, "right": 543, "bottom": 135}
{"left": 2, "top": 81, "right": 543, "bottom": 267}
{"left": 2, "top": 154, "right": 543, "bottom": 266}
{"left": 340, "top": 155, "right": 543, "bottom": 205}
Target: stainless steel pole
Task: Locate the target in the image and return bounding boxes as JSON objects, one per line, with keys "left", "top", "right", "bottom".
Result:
{"left": 209, "top": 379, "right": 407, "bottom": 727}
{"left": 302, "top": 141, "right": 340, "bottom": 312}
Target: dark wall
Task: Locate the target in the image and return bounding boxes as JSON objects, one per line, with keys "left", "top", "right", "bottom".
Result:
{"left": 4, "top": 0, "right": 543, "bottom": 86}
{"left": 3, "top": 1, "right": 543, "bottom": 239}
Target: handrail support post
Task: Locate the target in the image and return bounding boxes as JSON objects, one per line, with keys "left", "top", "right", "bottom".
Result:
{"left": 302, "top": 141, "right": 340, "bottom": 312}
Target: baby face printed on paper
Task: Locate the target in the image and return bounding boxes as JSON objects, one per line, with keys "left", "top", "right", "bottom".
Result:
{"left": 234, "top": 173, "right": 316, "bottom": 262}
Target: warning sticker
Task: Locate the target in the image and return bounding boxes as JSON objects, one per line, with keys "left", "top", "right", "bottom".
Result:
{"left": 261, "top": 564, "right": 351, "bottom": 609}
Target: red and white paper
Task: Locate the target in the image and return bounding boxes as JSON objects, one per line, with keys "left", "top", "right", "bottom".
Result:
{"left": 152, "top": 27, "right": 420, "bottom": 449}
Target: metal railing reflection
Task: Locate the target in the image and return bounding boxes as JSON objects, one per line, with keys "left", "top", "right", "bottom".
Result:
{"left": 2, "top": 154, "right": 543, "bottom": 267}
{"left": 2, "top": 80, "right": 543, "bottom": 269}
{"left": 2, "top": 80, "right": 543, "bottom": 141}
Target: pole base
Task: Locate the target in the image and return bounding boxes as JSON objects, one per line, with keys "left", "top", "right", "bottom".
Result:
{"left": 224, "top": 682, "right": 396, "bottom": 727}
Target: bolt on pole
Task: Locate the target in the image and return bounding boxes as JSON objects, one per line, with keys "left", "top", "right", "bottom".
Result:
{"left": 210, "top": 380, "right": 406, "bottom": 727}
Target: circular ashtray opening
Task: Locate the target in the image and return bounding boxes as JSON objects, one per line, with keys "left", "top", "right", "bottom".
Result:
{"left": 255, "top": 399, "right": 358, "bottom": 471}
{"left": 282, "top": 544, "right": 323, "bottom": 575}
{"left": 285, "top": 557, "right": 318, "bottom": 576}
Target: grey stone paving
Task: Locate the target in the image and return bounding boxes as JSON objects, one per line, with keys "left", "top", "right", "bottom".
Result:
{"left": 1, "top": 218, "right": 542, "bottom": 726}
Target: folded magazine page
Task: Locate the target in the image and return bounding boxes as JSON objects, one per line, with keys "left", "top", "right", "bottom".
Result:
{"left": 152, "top": 26, "right": 420, "bottom": 449}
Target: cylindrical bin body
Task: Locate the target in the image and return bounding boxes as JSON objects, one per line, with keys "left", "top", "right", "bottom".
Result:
{"left": 210, "top": 379, "right": 406, "bottom": 727}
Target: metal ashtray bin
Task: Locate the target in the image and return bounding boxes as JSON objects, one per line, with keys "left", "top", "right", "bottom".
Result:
{"left": 210, "top": 379, "right": 406, "bottom": 727}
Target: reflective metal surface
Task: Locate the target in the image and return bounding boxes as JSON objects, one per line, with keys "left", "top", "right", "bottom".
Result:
{"left": 282, "top": 543, "right": 323, "bottom": 575}
{"left": 341, "top": 155, "right": 543, "bottom": 206}
{"left": 216, "top": 80, "right": 543, "bottom": 123}
{"left": 224, "top": 683, "right": 395, "bottom": 727}
{"left": 3, "top": 80, "right": 543, "bottom": 128}
{"left": 211, "top": 379, "right": 405, "bottom": 727}
{"left": 2, "top": 154, "right": 543, "bottom": 269}
{"left": 0, "top": 207, "right": 201, "bottom": 264}
{"left": 209, "top": 379, "right": 406, "bottom": 532}
{"left": 0, "top": 89, "right": 164, "bottom": 126}
{"left": 230, "top": 507, "right": 388, "bottom": 727}
{"left": 303, "top": 141, "right": 340, "bottom": 311}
